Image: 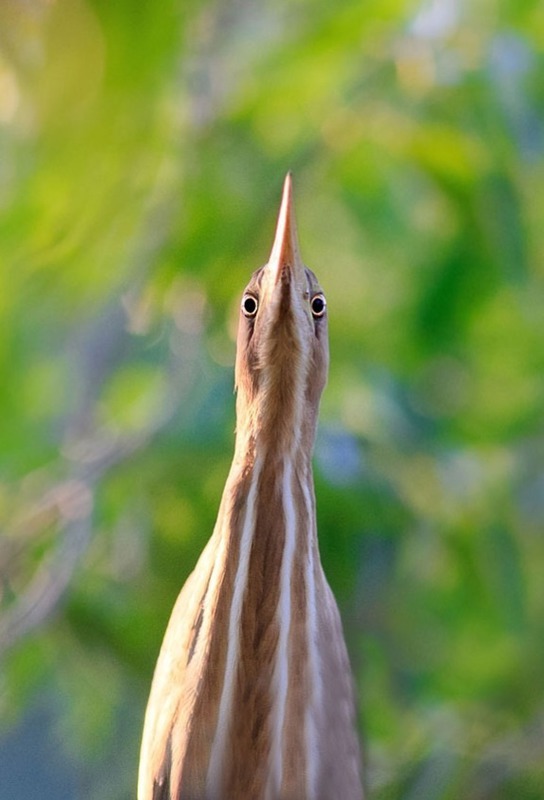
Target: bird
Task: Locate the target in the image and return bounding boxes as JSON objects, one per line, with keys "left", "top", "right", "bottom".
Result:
{"left": 138, "top": 174, "right": 364, "bottom": 800}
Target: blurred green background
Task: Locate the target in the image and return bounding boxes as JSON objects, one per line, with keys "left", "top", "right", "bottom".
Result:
{"left": 1, "top": 0, "right": 543, "bottom": 798}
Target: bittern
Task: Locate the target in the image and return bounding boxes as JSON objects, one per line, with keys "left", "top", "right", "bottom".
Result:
{"left": 138, "top": 175, "right": 363, "bottom": 800}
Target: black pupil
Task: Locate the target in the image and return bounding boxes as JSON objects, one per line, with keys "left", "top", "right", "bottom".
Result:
{"left": 244, "top": 296, "right": 257, "bottom": 315}
{"left": 312, "top": 296, "right": 325, "bottom": 315}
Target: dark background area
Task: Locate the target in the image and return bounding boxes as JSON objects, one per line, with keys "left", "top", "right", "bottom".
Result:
{"left": 1, "top": 0, "right": 543, "bottom": 797}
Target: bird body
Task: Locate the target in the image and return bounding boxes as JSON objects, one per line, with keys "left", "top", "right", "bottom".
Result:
{"left": 138, "top": 176, "right": 363, "bottom": 800}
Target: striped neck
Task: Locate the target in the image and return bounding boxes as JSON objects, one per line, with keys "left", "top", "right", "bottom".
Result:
{"left": 197, "top": 442, "right": 322, "bottom": 798}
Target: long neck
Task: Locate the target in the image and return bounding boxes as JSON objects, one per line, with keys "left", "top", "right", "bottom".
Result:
{"left": 185, "top": 430, "right": 324, "bottom": 798}
{"left": 233, "top": 369, "right": 321, "bottom": 471}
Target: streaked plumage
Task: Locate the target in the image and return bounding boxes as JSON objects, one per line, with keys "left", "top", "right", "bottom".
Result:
{"left": 138, "top": 175, "right": 363, "bottom": 800}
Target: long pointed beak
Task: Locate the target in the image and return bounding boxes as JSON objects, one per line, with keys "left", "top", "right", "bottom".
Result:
{"left": 266, "top": 173, "right": 306, "bottom": 288}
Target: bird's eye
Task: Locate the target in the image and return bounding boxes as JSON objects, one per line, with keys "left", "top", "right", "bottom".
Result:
{"left": 310, "top": 293, "right": 326, "bottom": 318}
{"left": 241, "top": 293, "right": 258, "bottom": 318}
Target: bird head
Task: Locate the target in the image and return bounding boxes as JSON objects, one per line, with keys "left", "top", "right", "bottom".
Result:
{"left": 234, "top": 174, "right": 329, "bottom": 458}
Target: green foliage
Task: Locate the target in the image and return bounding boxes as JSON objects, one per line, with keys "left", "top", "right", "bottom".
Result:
{"left": 1, "top": 1, "right": 543, "bottom": 797}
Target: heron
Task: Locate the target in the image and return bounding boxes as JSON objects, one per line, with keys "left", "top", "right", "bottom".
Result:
{"left": 138, "top": 174, "right": 363, "bottom": 800}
